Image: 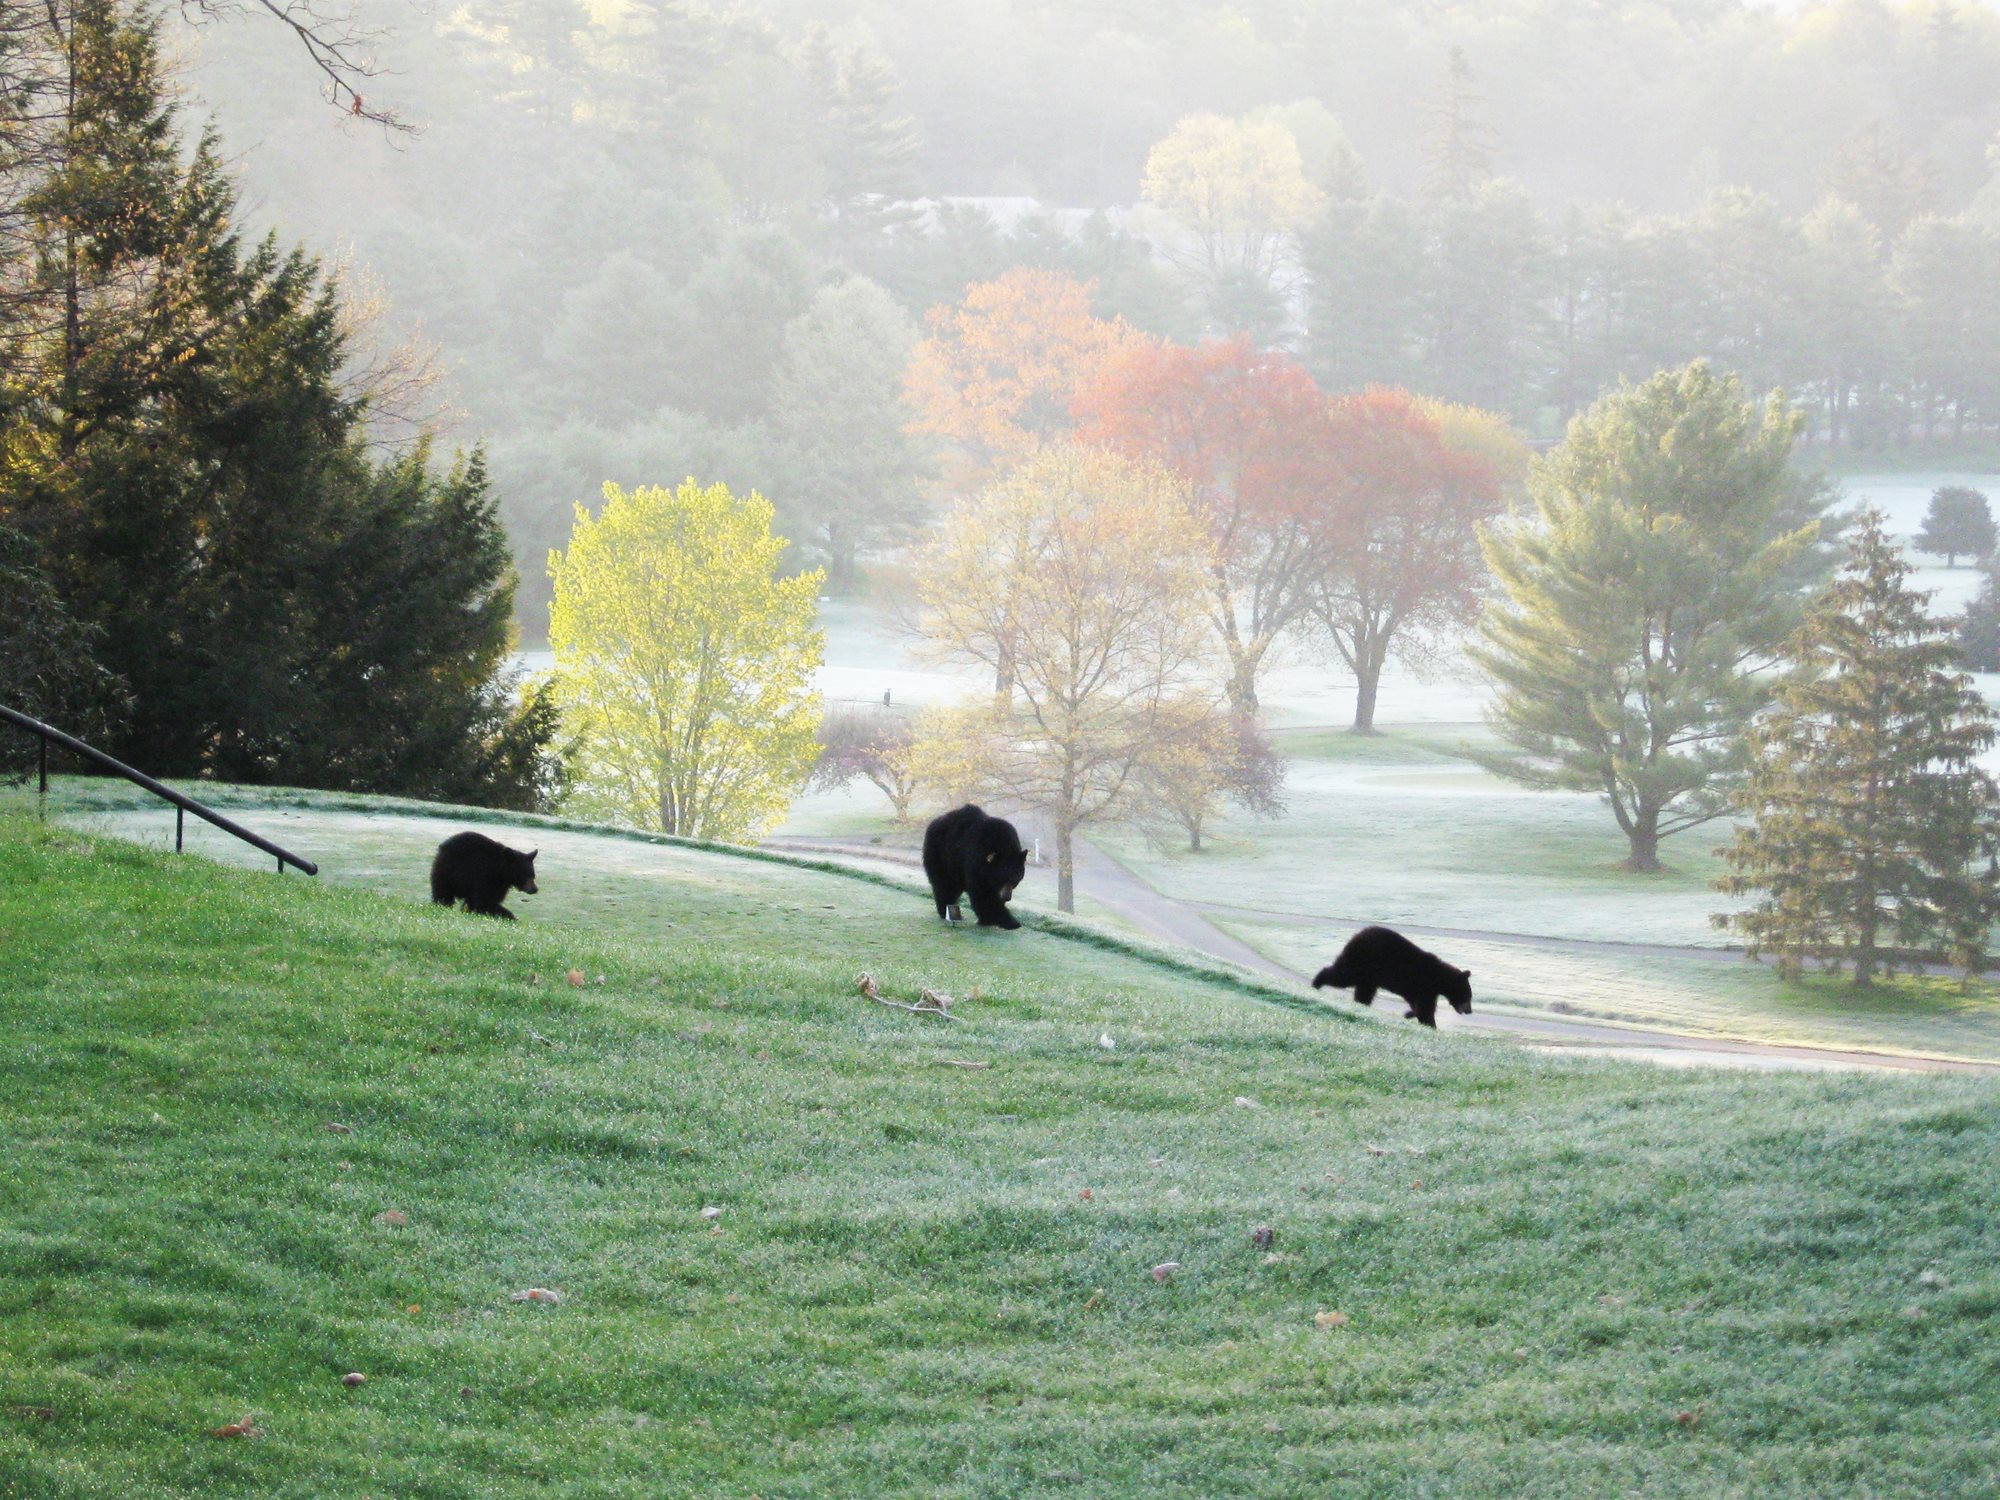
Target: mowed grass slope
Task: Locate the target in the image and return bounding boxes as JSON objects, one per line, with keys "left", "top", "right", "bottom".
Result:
{"left": 3, "top": 818, "right": 2000, "bottom": 1498}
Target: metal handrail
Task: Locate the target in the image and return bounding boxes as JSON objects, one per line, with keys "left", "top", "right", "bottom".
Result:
{"left": 1, "top": 703, "right": 318, "bottom": 876}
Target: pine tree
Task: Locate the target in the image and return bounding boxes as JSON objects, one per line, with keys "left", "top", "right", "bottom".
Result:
{"left": 0, "top": 1, "right": 560, "bottom": 807}
{"left": 1419, "top": 47, "right": 1496, "bottom": 206}
{"left": 768, "top": 276, "right": 923, "bottom": 594}
{"left": 1717, "top": 511, "right": 2000, "bottom": 985}
{"left": 1915, "top": 484, "right": 1995, "bottom": 567}
{"left": 1473, "top": 363, "right": 1831, "bottom": 872}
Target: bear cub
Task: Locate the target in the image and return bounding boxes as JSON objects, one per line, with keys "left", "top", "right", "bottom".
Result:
{"left": 430, "top": 830, "right": 539, "bottom": 919}
{"left": 1312, "top": 925, "right": 1471, "bottom": 1029}
{"left": 922, "top": 804, "right": 1028, "bottom": 930}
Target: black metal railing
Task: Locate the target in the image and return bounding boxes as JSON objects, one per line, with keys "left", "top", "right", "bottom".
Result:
{"left": 1, "top": 704, "right": 318, "bottom": 876}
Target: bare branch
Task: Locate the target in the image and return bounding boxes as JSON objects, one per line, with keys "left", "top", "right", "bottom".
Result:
{"left": 179, "top": 0, "right": 415, "bottom": 132}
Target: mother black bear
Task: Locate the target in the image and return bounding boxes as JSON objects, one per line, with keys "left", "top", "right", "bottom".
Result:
{"left": 922, "top": 804, "right": 1028, "bottom": 929}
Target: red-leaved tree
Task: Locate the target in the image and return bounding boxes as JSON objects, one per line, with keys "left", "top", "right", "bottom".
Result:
{"left": 1309, "top": 389, "right": 1503, "bottom": 732}
{"left": 1074, "top": 336, "right": 1330, "bottom": 714}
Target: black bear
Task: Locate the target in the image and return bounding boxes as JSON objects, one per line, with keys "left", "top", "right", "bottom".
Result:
{"left": 430, "top": 831, "right": 539, "bottom": 919}
{"left": 1311, "top": 925, "right": 1471, "bottom": 1029}
{"left": 922, "top": 804, "right": 1028, "bottom": 930}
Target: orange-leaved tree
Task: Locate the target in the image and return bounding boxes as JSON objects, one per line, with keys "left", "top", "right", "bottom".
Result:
{"left": 1074, "top": 334, "right": 1331, "bottom": 714}
{"left": 904, "top": 268, "right": 1141, "bottom": 481}
{"left": 1308, "top": 389, "right": 1504, "bottom": 733}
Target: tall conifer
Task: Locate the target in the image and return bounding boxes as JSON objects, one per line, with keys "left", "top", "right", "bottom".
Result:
{"left": 1717, "top": 511, "right": 2000, "bottom": 985}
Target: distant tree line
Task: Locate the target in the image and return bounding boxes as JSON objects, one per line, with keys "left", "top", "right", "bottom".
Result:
{"left": 1306, "top": 179, "right": 2000, "bottom": 443}
{"left": 180, "top": 1, "right": 2000, "bottom": 616}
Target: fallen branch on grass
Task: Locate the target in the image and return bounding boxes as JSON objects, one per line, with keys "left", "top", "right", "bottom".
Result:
{"left": 856, "top": 972, "right": 962, "bottom": 1020}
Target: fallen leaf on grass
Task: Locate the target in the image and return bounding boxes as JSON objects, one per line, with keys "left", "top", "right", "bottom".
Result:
{"left": 940, "top": 1059, "right": 989, "bottom": 1070}
{"left": 1082, "top": 1289, "right": 1107, "bottom": 1310}
{"left": 372, "top": 1210, "right": 408, "bottom": 1229}
{"left": 1675, "top": 1407, "right": 1703, "bottom": 1429}
{"left": 918, "top": 987, "right": 955, "bottom": 1013}
{"left": 208, "top": 1416, "right": 259, "bottom": 1439}
{"left": 1079, "top": 1188, "right": 1094, "bottom": 1201}
{"left": 323, "top": 1122, "right": 352, "bottom": 1135}
{"left": 700, "top": 1205, "right": 723, "bottom": 1221}
{"left": 1365, "top": 1145, "right": 1390, "bottom": 1157}
{"left": 1151, "top": 1262, "right": 1181, "bottom": 1282}
{"left": 1917, "top": 1269, "right": 1947, "bottom": 1289}
{"left": 8, "top": 1406, "right": 56, "bottom": 1422}
{"left": 1314, "top": 1310, "right": 1349, "bottom": 1330}
{"left": 341, "top": 1373, "right": 366, "bottom": 1388}
{"left": 509, "top": 1288, "right": 563, "bottom": 1305}
{"left": 1250, "top": 1225, "right": 1275, "bottom": 1249}
{"left": 565, "top": 970, "right": 586, "bottom": 988}
{"left": 1261, "top": 1252, "right": 1291, "bottom": 1267}
{"left": 1233, "top": 1096, "right": 1260, "bottom": 1110}
{"left": 856, "top": 972, "right": 880, "bottom": 999}
{"left": 1099, "top": 1033, "right": 1116, "bottom": 1051}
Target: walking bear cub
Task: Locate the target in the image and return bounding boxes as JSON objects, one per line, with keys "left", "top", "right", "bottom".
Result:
{"left": 922, "top": 804, "right": 1028, "bottom": 929}
{"left": 1312, "top": 925, "right": 1472, "bottom": 1028}
{"left": 430, "top": 830, "right": 539, "bottom": 919}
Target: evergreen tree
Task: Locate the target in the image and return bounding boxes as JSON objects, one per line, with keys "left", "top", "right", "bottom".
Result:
{"left": 1958, "top": 557, "right": 2000, "bottom": 671}
{"left": 1473, "top": 363, "right": 1831, "bottom": 872}
{"left": 1718, "top": 512, "right": 2000, "bottom": 985}
{"left": 0, "top": 524, "right": 125, "bottom": 775}
{"left": 1915, "top": 484, "right": 1995, "bottom": 567}
{"left": 1419, "top": 47, "right": 1496, "bottom": 206}
{"left": 768, "top": 276, "right": 923, "bottom": 594}
{"left": 1301, "top": 194, "right": 1424, "bottom": 393}
{"left": 0, "top": 0, "right": 560, "bottom": 806}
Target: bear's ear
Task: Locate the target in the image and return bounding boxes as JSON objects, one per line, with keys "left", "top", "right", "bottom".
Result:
{"left": 1459, "top": 967, "right": 1471, "bottom": 980}
{"left": 528, "top": 849, "right": 539, "bottom": 861}
{"left": 986, "top": 851, "right": 996, "bottom": 863}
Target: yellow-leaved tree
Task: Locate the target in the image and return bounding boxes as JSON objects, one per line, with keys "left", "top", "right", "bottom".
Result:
{"left": 547, "top": 479, "right": 824, "bottom": 841}
{"left": 912, "top": 444, "right": 1217, "bottom": 911}
{"left": 1140, "top": 112, "right": 1321, "bottom": 336}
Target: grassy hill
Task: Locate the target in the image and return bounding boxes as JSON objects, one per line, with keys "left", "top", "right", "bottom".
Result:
{"left": 3, "top": 811, "right": 1999, "bottom": 1497}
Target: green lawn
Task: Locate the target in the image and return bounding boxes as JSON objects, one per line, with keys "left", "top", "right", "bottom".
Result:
{"left": 2, "top": 811, "right": 2000, "bottom": 1496}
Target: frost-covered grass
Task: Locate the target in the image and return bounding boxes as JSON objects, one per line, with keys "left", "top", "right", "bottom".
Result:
{"left": 1208, "top": 917, "right": 2000, "bottom": 1065}
{"left": 1096, "top": 728, "right": 1743, "bottom": 950}
{"left": 4, "top": 815, "right": 2000, "bottom": 1497}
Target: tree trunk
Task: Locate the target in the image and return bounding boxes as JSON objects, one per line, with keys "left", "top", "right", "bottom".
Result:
{"left": 1056, "top": 824, "right": 1075, "bottom": 913}
{"left": 1188, "top": 823, "right": 1202, "bottom": 853}
{"left": 1352, "top": 656, "right": 1382, "bottom": 734}
{"left": 1623, "top": 808, "right": 1662, "bottom": 873}
{"left": 1226, "top": 652, "right": 1259, "bottom": 716}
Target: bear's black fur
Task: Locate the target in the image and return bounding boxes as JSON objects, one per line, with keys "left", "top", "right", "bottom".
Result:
{"left": 430, "top": 830, "right": 539, "bottom": 919}
{"left": 922, "top": 804, "right": 1028, "bottom": 929}
{"left": 1311, "top": 925, "right": 1471, "bottom": 1028}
